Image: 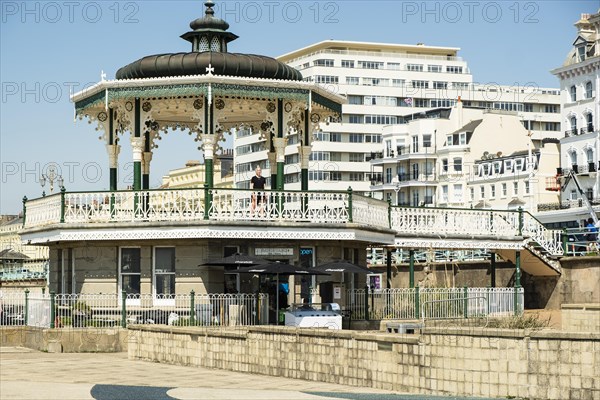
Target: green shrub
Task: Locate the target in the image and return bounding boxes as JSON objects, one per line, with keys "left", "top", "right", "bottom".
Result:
{"left": 486, "top": 314, "right": 550, "bottom": 329}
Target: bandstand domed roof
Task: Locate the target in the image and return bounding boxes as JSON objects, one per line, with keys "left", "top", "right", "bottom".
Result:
{"left": 116, "top": 1, "right": 302, "bottom": 81}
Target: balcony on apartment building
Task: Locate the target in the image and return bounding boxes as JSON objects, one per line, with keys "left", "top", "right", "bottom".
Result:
{"left": 564, "top": 124, "right": 595, "bottom": 138}
{"left": 397, "top": 172, "right": 438, "bottom": 186}
{"left": 560, "top": 162, "right": 599, "bottom": 176}
{"left": 370, "top": 172, "right": 437, "bottom": 189}
{"left": 437, "top": 195, "right": 464, "bottom": 207}
{"left": 369, "top": 145, "right": 436, "bottom": 166}
{"left": 537, "top": 196, "right": 600, "bottom": 212}
{"left": 395, "top": 145, "right": 437, "bottom": 160}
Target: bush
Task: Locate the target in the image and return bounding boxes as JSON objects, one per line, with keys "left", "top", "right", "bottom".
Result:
{"left": 486, "top": 314, "right": 550, "bottom": 330}
{"left": 172, "top": 317, "right": 196, "bottom": 327}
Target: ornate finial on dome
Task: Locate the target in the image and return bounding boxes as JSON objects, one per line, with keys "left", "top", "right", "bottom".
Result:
{"left": 189, "top": 0, "right": 229, "bottom": 31}
{"left": 204, "top": 1, "right": 215, "bottom": 16}
{"left": 182, "top": 1, "right": 238, "bottom": 52}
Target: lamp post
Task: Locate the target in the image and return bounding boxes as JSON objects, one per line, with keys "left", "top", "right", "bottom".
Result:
{"left": 40, "top": 165, "right": 64, "bottom": 195}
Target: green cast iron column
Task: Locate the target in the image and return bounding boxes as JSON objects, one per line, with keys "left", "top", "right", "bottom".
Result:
{"left": 409, "top": 249, "right": 415, "bottom": 288}
{"left": 515, "top": 250, "right": 521, "bottom": 288}
{"left": 133, "top": 99, "right": 142, "bottom": 191}
{"left": 490, "top": 252, "right": 496, "bottom": 288}
{"left": 190, "top": 290, "right": 196, "bottom": 326}
{"left": 110, "top": 169, "right": 118, "bottom": 191}
{"left": 121, "top": 290, "right": 127, "bottom": 328}
{"left": 301, "top": 108, "right": 310, "bottom": 192}
{"left": 50, "top": 292, "right": 56, "bottom": 329}
{"left": 22, "top": 196, "right": 27, "bottom": 227}
{"left": 204, "top": 102, "right": 214, "bottom": 217}
{"left": 269, "top": 131, "right": 276, "bottom": 190}
{"left": 142, "top": 130, "right": 150, "bottom": 190}
{"left": 24, "top": 289, "right": 29, "bottom": 325}
{"left": 386, "top": 249, "right": 392, "bottom": 289}
{"left": 60, "top": 187, "right": 66, "bottom": 223}
{"left": 108, "top": 108, "right": 118, "bottom": 191}
{"left": 514, "top": 250, "right": 522, "bottom": 315}
{"left": 205, "top": 159, "right": 214, "bottom": 187}
{"left": 205, "top": 103, "right": 214, "bottom": 188}
{"left": 276, "top": 99, "right": 284, "bottom": 191}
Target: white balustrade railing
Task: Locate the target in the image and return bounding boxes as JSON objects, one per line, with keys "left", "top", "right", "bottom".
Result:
{"left": 64, "top": 189, "right": 206, "bottom": 223}
{"left": 467, "top": 287, "right": 524, "bottom": 317}
{"left": 346, "top": 287, "right": 523, "bottom": 321}
{"left": 21, "top": 189, "right": 563, "bottom": 257}
{"left": 209, "top": 189, "right": 349, "bottom": 223}
{"left": 521, "top": 213, "right": 564, "bottom": 255}
{"left": 0, "top": 292, "right": 269, "bottom": 329}
{"left": 390, "top": 207, "right": 520, "bottom": 237}
{"left": 352, "top": 195, "right": 389, "bottom": 229}
{"left": 23, "top": 194, "right": 62, "bottom": 228}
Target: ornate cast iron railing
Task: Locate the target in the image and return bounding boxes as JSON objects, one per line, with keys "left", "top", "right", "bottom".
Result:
{"left": 521, "top": 213, "right": 565, "bottom": 255}
{"left": 21, "top": 188, "right": 563, "bottom": 255}
{"left": 390, "top": 206, "right": 519, "bottom": 237}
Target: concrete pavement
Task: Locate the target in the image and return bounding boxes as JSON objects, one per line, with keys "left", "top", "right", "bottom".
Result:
{"left": 0, "top": 347, "right": 496, "bottom": 400}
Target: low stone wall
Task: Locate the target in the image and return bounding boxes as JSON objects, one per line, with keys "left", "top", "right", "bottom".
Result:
{"left": 0, "top": 326, "right": 129, "bottom": 352}
{"left": 562, "top": 304, "right": 600, "bottom": 333}
{"left": 128, "top": 325, "right": 599, "bottom": 400}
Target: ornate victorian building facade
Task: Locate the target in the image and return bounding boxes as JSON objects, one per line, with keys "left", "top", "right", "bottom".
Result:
{"left": 368, "top": 101, "right": 560, "bottom": 211}
{"left": 538, "top": 10, "right": 600, "bottom": 227}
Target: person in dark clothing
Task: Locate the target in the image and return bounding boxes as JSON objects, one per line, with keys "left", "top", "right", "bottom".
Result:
{"left": 585, "top": 217, "right": 598, "bottom": 242}
{"left": 250, "top": 166, "right": 266, "bottom": 214}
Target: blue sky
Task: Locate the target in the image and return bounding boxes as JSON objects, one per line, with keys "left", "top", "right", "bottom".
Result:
{"left": 1, "top": 0, "right": 598, "bottom": 214}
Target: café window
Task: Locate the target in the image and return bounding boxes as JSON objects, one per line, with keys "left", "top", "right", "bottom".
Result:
{"left": 120, "top": 248, "right": 141, "bottom": 302}
{"left": 153, "top": 247, "right": 175, "bottom": 302}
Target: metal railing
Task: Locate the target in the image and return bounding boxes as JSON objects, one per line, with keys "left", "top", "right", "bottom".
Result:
{"left": 0, "top": 261, "right": 48, "bottom": 281}
{"left": 346, "top": 287, "right": 523, "bottom": 321}
{"left": 21, "top": 189, "right": 564, "bottom": 255}
{"left": 209, "top": 189, "right": 350, "bottom": 223}
{"left": 0, "top": 291, "right": 269, "bottom": 329}
{"left": 521, "top": 213, "right": 564, "bottom": 255}
{"left": 368, "top": 248, "right": 492, "bottom": 265}
{"left": 390, "top": 206, "right": 519, "bottom": 237}
{"left": 562, "top": 227, "right": 600, "bottom": 256}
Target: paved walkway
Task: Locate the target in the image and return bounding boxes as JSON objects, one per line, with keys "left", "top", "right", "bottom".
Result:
{"left": 0, "top": 347, "right": 494, "bottom": 400}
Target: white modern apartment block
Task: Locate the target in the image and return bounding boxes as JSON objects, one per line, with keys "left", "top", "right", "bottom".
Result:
{"left": 234, "top": 40, "right": 561, "bottom": 193}
{"left": 543, "top": 11, "right": 600, "bottom": 227}
{"left": 370, "top": 102, "right": 560, "bottom": 210}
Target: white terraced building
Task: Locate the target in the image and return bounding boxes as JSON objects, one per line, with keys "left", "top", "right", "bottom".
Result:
{"left": 369, "top": 102, "right": 560, "bottom": 210}
{"left": 537, "top": 10, "right": 600, "bottom": 228}
{"left": 234, "top": 40, "right": 561, "bottom": 194}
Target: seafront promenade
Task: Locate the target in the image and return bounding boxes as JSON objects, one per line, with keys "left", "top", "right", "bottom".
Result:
{"left": 0, "top": 347, "right": 496, "bottom": 400}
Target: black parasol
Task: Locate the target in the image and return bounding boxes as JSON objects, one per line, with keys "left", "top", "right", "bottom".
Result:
{"left": 313, "top": 260, "right": 372, "bottom": 274}
{"left": 202, "top": 253, "right": 269, "bottom": 267}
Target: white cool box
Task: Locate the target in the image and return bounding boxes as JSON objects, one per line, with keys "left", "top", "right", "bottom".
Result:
{"left": 284, "top": 303, "right": 342, "bottom": 330}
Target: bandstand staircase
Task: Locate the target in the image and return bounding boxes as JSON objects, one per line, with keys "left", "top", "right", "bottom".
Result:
{"left": 497, "top": 243, "right": 561, "bottom": 277}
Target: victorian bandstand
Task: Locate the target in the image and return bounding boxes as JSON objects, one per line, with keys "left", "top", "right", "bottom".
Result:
{"left": 74, "top": 1, "right": 343, "bottom": 197}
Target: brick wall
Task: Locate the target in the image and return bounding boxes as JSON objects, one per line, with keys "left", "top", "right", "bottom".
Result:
{"left": 128, "top": 325, "right": 600, "bottom": 400}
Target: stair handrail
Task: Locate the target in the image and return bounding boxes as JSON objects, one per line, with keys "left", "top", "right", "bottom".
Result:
{"left": 521, "top": 211, "right": 564, "bottom": 256}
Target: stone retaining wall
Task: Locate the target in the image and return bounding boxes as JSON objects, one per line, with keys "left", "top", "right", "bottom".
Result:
{"left": 128, "top": 325, "right": 600, "bottom": 400}
{"left": 562, "top": 304, "right": 600, "bottom": 333}
{"left": 0, "top": 326, "right": 129, "bottom": 352}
